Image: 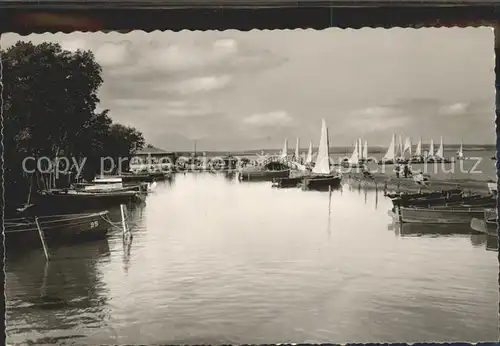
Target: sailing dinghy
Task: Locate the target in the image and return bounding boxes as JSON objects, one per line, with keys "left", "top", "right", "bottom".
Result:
{"left": 379, "top": 134, "right": 397, "bottom": 165}
{"left": 302, "top": 119, "right": 342, "bottom": 191}
{"left": 409, "top": 138, "right": 424, "bottom": 163}
{"left": 456, "top": 142, "right": 466, "bottom": 160}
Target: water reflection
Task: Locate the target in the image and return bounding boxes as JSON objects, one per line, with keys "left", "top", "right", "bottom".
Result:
{"left": 6, "top": 239, "right": 111, "bottom": 344}
{"left": 392, "top": 222, "right": 477, "bottom": 237}
{"left": 5, "top": 173, "right": 499, "bottom": 344}
{"left": 486, "top": 235, "right": 498, "bottom": 252}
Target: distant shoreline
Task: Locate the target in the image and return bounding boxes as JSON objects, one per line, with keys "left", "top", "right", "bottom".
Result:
{"left": 173, "top": 145, "right": 496, "bottom": 156}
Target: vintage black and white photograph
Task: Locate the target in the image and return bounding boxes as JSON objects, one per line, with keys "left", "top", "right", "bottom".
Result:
{"left": 2, "top": 28, "right": 498, "bottom": 344}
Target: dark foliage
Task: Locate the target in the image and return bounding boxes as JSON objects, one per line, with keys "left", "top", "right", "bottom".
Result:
{"left": 2, "top": 41, "right": 145, "bottom": 208}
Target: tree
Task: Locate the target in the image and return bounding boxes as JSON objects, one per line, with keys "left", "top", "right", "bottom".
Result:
{"left": 2, "top": 41, "right": 145, "bottom": 211}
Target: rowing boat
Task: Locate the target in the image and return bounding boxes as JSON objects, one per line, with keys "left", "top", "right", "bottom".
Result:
{"left": 394, "top": 205, "right": 486, "bottom": 224}
{"left": 5, "top": 211, "right": 111, "bottom": 248}
{"left": 469, "top": 209, "right": 498, "bottom": 237}
{"left": 33, "top": 189, "right": 146, "bottom": 213}
{"left": 391, "top": 194, "right": 495, "bottom": 208}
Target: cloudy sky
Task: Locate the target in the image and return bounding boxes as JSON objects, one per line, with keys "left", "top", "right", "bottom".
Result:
{"left": 1, "top": 28, "right": 495, "bottom": 151}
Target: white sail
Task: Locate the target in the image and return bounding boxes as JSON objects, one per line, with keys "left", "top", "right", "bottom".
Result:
{"left": 435, "top": 136, "right": 444, "bottom": 158}
{"left": 397, "top": 135, "right": 404, "bottom": 158}
{"left": 358, "top": 138, "right": 363, "bottom": 160}
{"left": 383, "top": 134, "right": 396, "bottom": 161}
{"left": 306, "top": 142, "right": 313, "bottom": 164}
{"left": 429, "top": 139, "right": 434, "bottom": 157}
{"left": 280, "top": 138, "right": 288, "bottom": 159}
{"left": 295, "top": 138, "right": 300, "bottom": 161}
{"left": 403, "top": 137, "right": 412, "bottom": 157}
{"left": 312, "top": 119, "right": 331, "bottom": 175}
{"left": 363, "top": 139, "right": 368, "bottom": 160}
{"left": 415, "top": 138, "right": 422, "bottom": 156}
{"left": 457, "top": 142, "right": 464, "bottom": 158}
{"left": 349, "top": 141, "right": 359, "bottom": 164}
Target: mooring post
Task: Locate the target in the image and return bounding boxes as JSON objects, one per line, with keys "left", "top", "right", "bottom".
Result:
{"left": 35, "top": 217, "right": 50, "bottom": 261}
{"left": 120, "top": 204, "right": 129, "bottom": 237}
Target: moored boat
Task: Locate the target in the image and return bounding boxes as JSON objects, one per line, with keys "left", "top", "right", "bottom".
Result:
{"left": 238, "top": 167, "right": 290, "bottom": 182}
{"left": 391, "top": 193, "right": 495, "bottom": 208}
{"left": 393, "top": 205, "right": 486, "bottom": 224}
{"left": 302, "top": 118, "right": 342, "bottom": 191}
{"left": 5, "top": 211, "right": 111, "bottom": 248}
{"left": 487, "top": 180, "right": 497, "bottom": 195}
{"left": 385, "top": 188, "right": 462, "bottom": 199}
{"left": 32, "top": 188, "right": 146, "bottom": 213}
{"left": 470, "top": 209, "right": 497, "bottom": 237}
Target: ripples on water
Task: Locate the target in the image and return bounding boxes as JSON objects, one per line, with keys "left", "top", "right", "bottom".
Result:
{"left": 5, "top": 172, "right": 499, "bottom": 344}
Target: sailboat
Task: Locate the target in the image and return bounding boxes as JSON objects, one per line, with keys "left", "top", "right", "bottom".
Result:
{"left": 357, "top": 138, "right": 372, "bottom": 163}
{"left": 456, "top": 142, "right": 465, "bottom": 160}
{"left": 409, "top": 138, "right": 424, "bottom": 163}
{"left": 427, "top": 137, "right": 451, "bottom": 163}
{"left": 397, "top": 135, "right": 405, "bottom": 162}
{"left": 240, "top": 138, "right": 290, "bottom": 182}
{"left": 280, "top": 138, "right": 289, "bottom": 160}
{"left": 302, "top": 119, "right": 342, "bottom": 191}
{"left": 363, "top": 139, "right": 370, "bottom": 162}
{"left": 403, "top": 137, "right": 412, "bottom": 158}
{"left": 435, "top": 137, "right": 444, "bottom": 159}
{"left": 358, "top": 138, "right": 363, "bottom": 161}
{"left": 294, "top": 138, "right": 300, "bottom": 163}
{"left": 379, "top": 134, "right": 397, "bottom": 165}
{"left": 305, "top": 142, "right": 313, "bottom": 165}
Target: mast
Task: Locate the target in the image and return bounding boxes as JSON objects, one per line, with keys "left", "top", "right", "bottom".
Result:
{"left": 363, "top": 139, "right": 368, "bottom": 160}
{"left": 429, "top": 139, "right": 434, "bottom": 157}
{"left": 358, "top": 138, "right": 363, "bottom": 160}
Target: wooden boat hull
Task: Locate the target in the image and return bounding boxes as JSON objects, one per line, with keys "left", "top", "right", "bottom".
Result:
{"left": 470, "top": 218, "right": 497, "bottom": 236}
{"left": 239, "top": 169, "right": 290, "bottom": 182}
{"left": 5, "top": 211, "right": 110, "bottom": 248}
{"left": 273, "top": 176, "right": 304, "bottom": 188}
{"left": 394, "top": 221, "right": 475, "bottom": 236}
{"left": 395, "top": 206, "right": 485, "bottom": 224}
{"left": 385, "top": 189, "right": 462, "bottom": 199}
{"left": 302, "top": 175, "right": 342, "bottom": 191}
{"left": 487, "top": 182, "right": 497, "bottom": 194}
{"left": 33, "top": 190, "right": 145, "bottom": 213}
{"left": 392, "top": 195, "right": 495, "bottom": 208}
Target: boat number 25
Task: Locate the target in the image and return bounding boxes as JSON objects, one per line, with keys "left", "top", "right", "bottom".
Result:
{"left": 90, "top": 221, "right": 99, "bottom": 228}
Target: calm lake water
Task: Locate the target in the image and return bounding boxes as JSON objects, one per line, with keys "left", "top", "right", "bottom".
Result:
{"left": 6, "top": 170, "right": 499, "bottom": 345}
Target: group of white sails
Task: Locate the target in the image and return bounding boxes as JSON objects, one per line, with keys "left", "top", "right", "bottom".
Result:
{"left": 348, "top": 138, "right": 368, "bottom": 164}
{"left": 277, "top": 119, "right": 332, "bottom": 174}
{"left": 382, "top": 134, "right": 452, "bottom": 162}
{"left": 279, "top": 138, "right": 315, "bottom": 165}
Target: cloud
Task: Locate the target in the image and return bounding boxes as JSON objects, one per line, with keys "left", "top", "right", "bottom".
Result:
{"left": 242, "top": 111, "right": 293, "bottom": 127}
{"left": 347, "top": 106, "right": 411, "bottom": 131}
{"left": 170, "top": 75, "right": 232, "bottom": 95}
{"left": 59, "top": 39, "right": 86, "bottom": 52}
{"left": 94, "top": 42, "right": 130, "bottom": 66}
{"left": 438, "top": 102, "right": 469, "bottom": 116}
